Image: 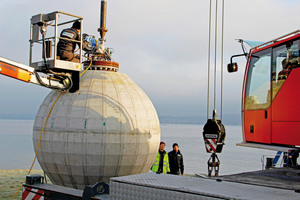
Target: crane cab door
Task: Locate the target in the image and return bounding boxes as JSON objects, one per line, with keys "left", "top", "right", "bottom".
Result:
{"left": 243, "top": 39, "right": 300, "bottom": 146}
{"left": 243, "top": 48, "right": 272, "bottom": 144}
{"left": 271, "top": 39, "right": 300, "bottom": 146}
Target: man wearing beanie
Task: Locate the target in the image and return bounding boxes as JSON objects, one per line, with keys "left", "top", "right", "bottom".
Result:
{"left": 168, "top": 143, "right": 184, "bottom": 175}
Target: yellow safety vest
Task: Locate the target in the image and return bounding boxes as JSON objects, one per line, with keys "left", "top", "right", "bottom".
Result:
{"left": 151, "top": 151, "right": 170, "bottom": 173}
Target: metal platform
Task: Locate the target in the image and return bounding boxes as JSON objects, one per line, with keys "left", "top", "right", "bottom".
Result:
{"left": 237, "top": 142, "right": 300, "bottom": 152}
{"left": 214, "top": 167, "right": 300, "bottom": 191}
{"left": 31, "top": 59, "right": 82, "bottom": 72}
{"left": 23, "top": 183, "right": 109, "bottom": 200}
{"left": 110, "top": 172, "right": 300, "bottom": 200}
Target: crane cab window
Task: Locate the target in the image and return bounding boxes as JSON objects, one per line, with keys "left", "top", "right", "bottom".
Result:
{"left": 272, "top": 40, "right": 300, "bottom": 100}
{"left": 245, "top": 49, "right": 271, "bottom": 110}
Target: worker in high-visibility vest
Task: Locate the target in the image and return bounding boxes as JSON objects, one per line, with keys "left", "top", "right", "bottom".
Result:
{"left": 151, "top": 141, "right": 170, "bottom": 174}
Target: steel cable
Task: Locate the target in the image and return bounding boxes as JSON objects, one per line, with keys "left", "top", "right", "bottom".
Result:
{"left": 221, "top": 0, "right": 225, "bottom": 120}
{"left": 207, "top": 0, "right": 212, "bottom": 120}
{"left": 214, "top": 0, "right": 218, "bottom": 112}
{"left": 207, "top": 0, "right": 225, "bottom": 120}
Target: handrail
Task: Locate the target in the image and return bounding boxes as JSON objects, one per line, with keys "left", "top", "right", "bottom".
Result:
{"left": 57, "top": 37, "right": 81, "bottom": 43}
{"left": 56, "top": 11, "right": 83, "bottom": 20}
{"left": 251, "top": 29, "right": 300, "bottom": 50}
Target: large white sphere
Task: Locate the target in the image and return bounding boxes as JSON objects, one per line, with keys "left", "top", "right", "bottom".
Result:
{"left": 33, "top": 70, "right": 161, "bottom": 189}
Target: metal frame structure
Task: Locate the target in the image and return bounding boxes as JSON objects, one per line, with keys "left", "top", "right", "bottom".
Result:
{"left": 29, "top": 11, "right": 83, "bottom": 72}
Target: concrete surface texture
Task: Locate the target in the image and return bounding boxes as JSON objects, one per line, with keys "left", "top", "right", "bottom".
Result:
{"left": 32, "top": 70, "right": 161, "bottom": 189}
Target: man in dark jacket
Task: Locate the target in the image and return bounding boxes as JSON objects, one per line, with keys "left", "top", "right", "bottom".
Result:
{"left": 168, "top": 143, "right": 184, "bottom": 175}
{"left": 57, "top": 21, "right": 82, "bottom": 63}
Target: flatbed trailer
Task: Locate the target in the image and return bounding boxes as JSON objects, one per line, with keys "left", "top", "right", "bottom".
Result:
{"left": 23, "top": 169, "right": 300, "bottom": 200}
{"left": 22, "top": 175, "right": 109, "bottom": 200}
{"left": 109, "top": 171, "right": 300, "bottom": 200}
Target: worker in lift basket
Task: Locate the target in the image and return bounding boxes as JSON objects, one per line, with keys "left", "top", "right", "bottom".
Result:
{"left": 151, "top": 141, "right": 170, "bottom": 174}
{"left": 57, "top": 21, "right": 84, "bottom": 63}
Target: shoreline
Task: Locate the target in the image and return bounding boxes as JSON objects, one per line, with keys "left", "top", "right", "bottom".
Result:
{"left": 0, "top": 169, "right": 44, "bottom": 199}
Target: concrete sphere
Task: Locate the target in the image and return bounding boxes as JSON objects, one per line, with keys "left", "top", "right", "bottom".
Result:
{"left": 33, "top": 70, "right": 161, "bottom": 189}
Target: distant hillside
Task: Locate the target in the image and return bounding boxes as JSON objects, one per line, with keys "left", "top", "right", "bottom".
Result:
{"left": 159, "top": 114, "right": 241, "bottom": 125}
{"left": 0, "top": 113, "right": 242, "bottom": 125}
{"left": 0, "top": 113, "right": 35, "bottom": 120}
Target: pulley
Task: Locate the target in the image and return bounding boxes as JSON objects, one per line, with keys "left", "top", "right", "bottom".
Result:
{"left": 203, "top": 110, "right": 226, "bottom": 154}
{"left": 203, "top": 0, "right": 226, "bottom": 177}
{"left": 203, "top": 110, "right": 226, "bottom": 177}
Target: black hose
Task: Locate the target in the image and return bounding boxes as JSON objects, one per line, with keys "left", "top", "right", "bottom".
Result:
{"left": 41, "top": 28, "right": 49, "bottom": 70}
{"left": 39, "top": 23, "right": 73, "bottom": 92}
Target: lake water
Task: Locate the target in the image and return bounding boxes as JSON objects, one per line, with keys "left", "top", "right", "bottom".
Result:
{"left": 0, "top": 119, "right": 276, "bottom": 175}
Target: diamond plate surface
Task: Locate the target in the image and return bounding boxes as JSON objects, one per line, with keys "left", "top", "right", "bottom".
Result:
{"left": 110, "top": 172, "right": 300, "bottom": 200}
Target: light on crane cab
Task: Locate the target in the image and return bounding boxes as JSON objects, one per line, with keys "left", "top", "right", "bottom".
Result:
{"left": 227, "top": 62, "right": 238, "bottom": 73}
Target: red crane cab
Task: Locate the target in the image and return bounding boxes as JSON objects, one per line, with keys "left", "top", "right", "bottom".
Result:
{"left": 229, "top": 31, "right": 300, "bottom": 150}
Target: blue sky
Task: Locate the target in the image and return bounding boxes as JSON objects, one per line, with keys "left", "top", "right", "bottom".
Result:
{"left": 1, "top": 0, "right": 300, "bottom": 121}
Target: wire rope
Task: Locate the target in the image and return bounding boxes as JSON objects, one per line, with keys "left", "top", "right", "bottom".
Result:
{"left": 213, "top": 0, "right": 218, "bottom": 112}
{"left": 207, "top": 0, "right": 212, "bottom": 120}
{"left": 221, "top": 0, "right": 225, "bottom": 120}
{"left": 207, "top": 0, "right": 225, "bottom": 120}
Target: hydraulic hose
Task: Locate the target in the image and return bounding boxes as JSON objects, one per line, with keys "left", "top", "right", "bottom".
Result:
{"left": 39, "top": 22, "right": 73, "bottom": 92}
{"left": 34, "top": 71, "right": 73, "bottom": 92}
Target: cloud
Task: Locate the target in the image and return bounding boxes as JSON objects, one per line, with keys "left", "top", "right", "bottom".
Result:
{"left": 1, "top": 0, "right": 300, "bottom": 120}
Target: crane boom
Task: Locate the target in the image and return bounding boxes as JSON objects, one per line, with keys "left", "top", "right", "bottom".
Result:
{"left": 0, "top": 56, "right": 68, "bottom": 89}
{"left": 0, "top": 57, "right": 33, "bottom": 82}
